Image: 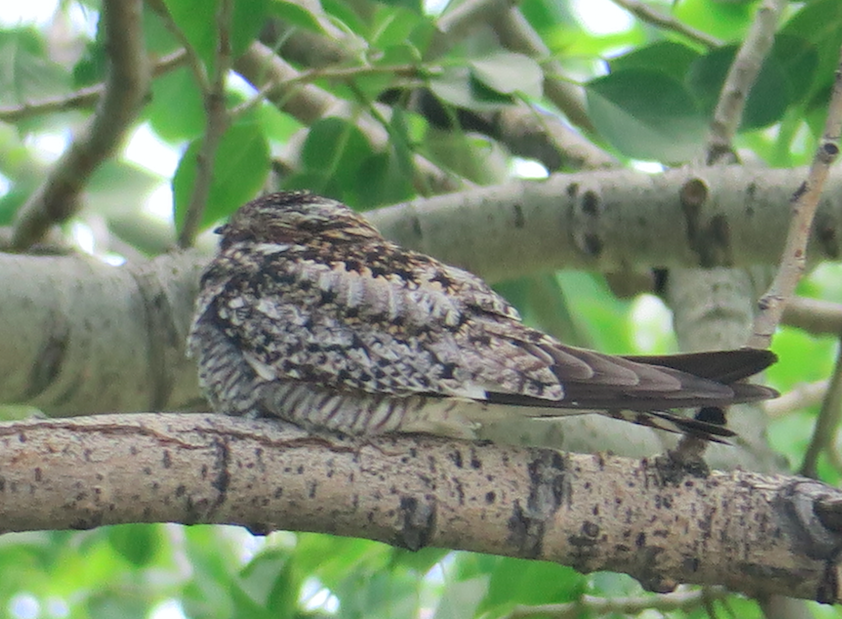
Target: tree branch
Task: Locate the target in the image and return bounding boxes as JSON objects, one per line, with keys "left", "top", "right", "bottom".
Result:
{"left": 0, "top": 413, "right": 839, "bottom": 603}
{"left": 10, "top": 0, "right": 150, "bottom": 250}
{"left": 177, "top": 0, "right": 234, "bottom": 249}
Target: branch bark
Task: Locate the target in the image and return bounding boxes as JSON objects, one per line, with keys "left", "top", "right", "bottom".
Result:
{"left": 1, "top": 413, "right": 839, "bottom": 604}
{"left": 10, "top": 0, "right": 150, "bottom": 250}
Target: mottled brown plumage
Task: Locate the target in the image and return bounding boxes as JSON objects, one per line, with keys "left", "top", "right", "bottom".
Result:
{"left": 187, "top": 191, "right": 777, "bottom": 441}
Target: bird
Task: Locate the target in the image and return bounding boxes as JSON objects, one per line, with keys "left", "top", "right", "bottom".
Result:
{"left": 187, "top": 191, "right": 777, "bottom": 442}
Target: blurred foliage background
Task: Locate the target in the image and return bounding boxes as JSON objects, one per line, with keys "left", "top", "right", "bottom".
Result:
{"left": 1, "top": 0, "right": 842, "bottom": 617}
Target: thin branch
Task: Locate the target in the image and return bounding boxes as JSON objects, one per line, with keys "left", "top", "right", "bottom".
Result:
{"left": 705, "top": 0, "right": 786, "bottom": 164}
{"left": 0, "top": 50, "right": 185, "bottom": 123}
{"left": 228, "top": 62, "right": 426, "bottom": 121}
{"left": 147, "top": 0, "right": 210, "bottom": 92}
{"left": 765, "top": 380, "right": 828, "bottom": 418}
{"left": 177, "top": 0, "right": 234, "bottom": 249}
{"left": 749, "top": 45, "right": 842, "bottom": 349}
{"left": 506, "top": 588, "right": 728, "bottom": 619}
{"left": 609, "top": 0, "right": 722, "bottom": 48}
{"left": 0, "top": 413, "right": 840, "bottom": 603}
{"left": 783, "top": 296, "right": 842, "bottom": 336}
{"left": 800, "top": 340, "right": 842, "bottom": 477}
{"left": 674, "top": 0, "right": 786, "bottom": 462}
{"left": 233, "top": 42, "right": 462, "bottom": 194}
{"left": 10, "top": 0, "right": 150, "bottom": 251}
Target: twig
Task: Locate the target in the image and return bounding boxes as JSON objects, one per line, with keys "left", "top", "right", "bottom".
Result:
{"left": 228, "top": 62, "right": 426, "bottom": 121}
{"left": 765, "top": 380, "right": 828, "bottom": 418}
{"left": 705, "top": 0, "right": 786, "bottom": 164}
{"left": 506, "top": 588, "right": 727, "bottom": 619}
{"left": 234, "top": 42, "right": 462, "bottom": 194}
{"left": 147, "top": 0, "right": 209, "bottom": 93}
{"left": 800, "top": 340, "right": 842, "bottom": 478}
{"left": 673, "top": 0, "right": 786, "bottom": 461}
{"left": 749, "top": 45, "right": 842, "bottom": 349}
{"left": 0, "top": 50, "right": 185, "bottom": 123}
{"left": 177, "top": 0, "right": 234, "bottom": 249}
{"left": 782, "top": 296, "right": 842, "bottom": 336}
{"left": 10, "top": 0, "right": 150, "bottom": 251}
{"left": 609, "top": 0, "right": 722, "bottom": 48}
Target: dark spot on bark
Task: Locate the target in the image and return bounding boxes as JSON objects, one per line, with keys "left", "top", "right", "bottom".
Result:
{"left": 396, "top": 496, "right": 436, "bottom": 551}
{"left": 449, "top": 450, "right": 463, "bottom": 468}
{"left": 513, "top": 203, "right": 525, "bottom": 228}
{"left": 792, "top": 181, "right": 808, "bottom": 203}
{"left": 18, "top": 433, "right": 26, "bottom": 443}
{"left": 485, "top": 491, "right": 496, "bottom": 504}
{"left": 683, "top": 556, "right": 700, "bottom": 572}
{"left": 636, "top": 532, "right": 646, "bottom": 548}
{"left": 162, "top": 450, "right": 172, "bottom": 469}
{"left": 582, "top": 521, "right": 599, "bottom": 538}
{"left": 34, "top": 468, "right": 42, "bottom": 482}
{"left": 582, "top": 233, "right": 602, "bottom": 256}
{"left": 592, "top": 505, "right": 599, "bottom": 516}
{"left": 454, "top": 479, "right": 464, "bottom": 505}
{"left": 581, "top": 190, "right": 600, "bottom": 215}
{"left": 297, "top": 465, "right": 304, "bottom": 474}
{"left": 507, "top": 451, "right": 568, "bottom": 558}
{"left": 679, "top": 177, "right": 708, "bottom": 208}
{"left": 27, "top": 325, "right": 69, "bottom": 400}
{"left": 567, "top": 182, "right": 579, "bottom": 197}
{"left": 176, "top": 485, "right": 186, "bottom": 497}
{"left": 411, "top": 215, "right": 422, "bottom": 239}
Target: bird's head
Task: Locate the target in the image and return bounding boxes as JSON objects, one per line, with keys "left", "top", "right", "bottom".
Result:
{"left": 216, "top": 191, "right": 383, "bottom": 248}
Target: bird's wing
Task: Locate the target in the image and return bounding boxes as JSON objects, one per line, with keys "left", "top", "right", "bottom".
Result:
{"left": 204, "top": 241, "right": 773, "bottom": 411}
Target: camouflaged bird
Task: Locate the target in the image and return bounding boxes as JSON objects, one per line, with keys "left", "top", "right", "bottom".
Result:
{"left": 187, "top": 191, "right": 777, "bottom": 442}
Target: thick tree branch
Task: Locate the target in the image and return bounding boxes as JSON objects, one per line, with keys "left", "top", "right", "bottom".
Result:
{"left": 10, "top": 0, "right": 150, "bottom": 250}
{"left": 0, "top": 413, "right": 839, "bottom": 603}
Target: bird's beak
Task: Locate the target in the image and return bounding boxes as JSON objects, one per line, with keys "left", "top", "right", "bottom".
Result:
{"left": 214, "top": 224, "right": 228, "bottom": 235}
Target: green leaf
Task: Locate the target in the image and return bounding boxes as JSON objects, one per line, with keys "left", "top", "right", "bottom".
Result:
{"left": 433, "top": 575, "right": 488, "bottom": 619}
{"left": 107, "top": 524, "right": 161, "bottom": 567}
{"left": 477, "top": 558, "right": 583, "bottom": 616}
{"left": 300, "top": 117, "right": 374, "bottom": 199}
{"left": 377, "top": 0, "right": 423, "bottom": 13}
{"left": 586, "top": 69, "right": 706, "bottom": 162}
{"left": 673, "top": 0, "right": 754, "bottom": 40}
{"left": 173, "top": 121, "right": 270, "bottom": 231}
{"left": 469, "top": 51, "right": 543, "bottom": 98}
{"left": 609, "top": 41, "right": 702, "bottom": 84}
{"left": 686, "top": 44, "right": 789, "bottom": 131}
{"left": 429, "top": 67, "right": 513, "bottom": 112}
{"left": 232, "top": 0, "right": 269, "bottom": 56}
{"left": 371, "top": 5, "right": 425, "bottom": 48}
{"left": 161, "top": 0, "right": 219, "bottom": 69}
{"left": 321, "top": 0, "right": 367, "bottom": 36}
{"left": 268, "top": 0, "right": 327, "bottom": 33}
{"left": 0, "top": 28, "right": 70, "bottom": 105}
{"left": 781, "top": 0, "right": 842, "bottom": 103}
{"left": 146, "top": 66, "right": 205, "bottom": 142}
{"left": 773, "top": 35, "right": 819, "bottom": 106}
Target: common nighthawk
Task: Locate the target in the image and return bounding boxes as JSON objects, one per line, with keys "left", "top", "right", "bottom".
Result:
{"left": 187, "top": 191, "right": 777, "bottom": 441}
